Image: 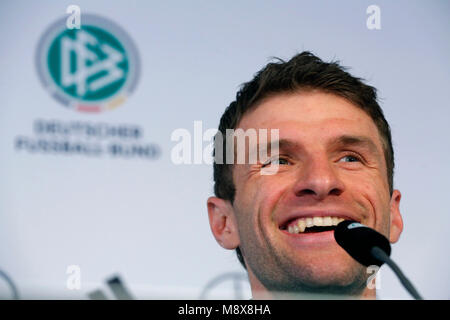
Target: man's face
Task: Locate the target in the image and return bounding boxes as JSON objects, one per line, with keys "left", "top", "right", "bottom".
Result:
{"left": 222, "top": 90, "right": 403, "bottom": 296}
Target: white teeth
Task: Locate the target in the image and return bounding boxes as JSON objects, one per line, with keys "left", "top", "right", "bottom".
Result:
{"left": 286, "top": 216, "right": 349, "bottom": 234}
{"left": 298, "top": 219, "right": 306, "bottom": 233}
{"left": 313, "top": 217, "right": 323, "bottom": 226}
{"left": 323, "top": 216, "right": 332, "bottom": 226}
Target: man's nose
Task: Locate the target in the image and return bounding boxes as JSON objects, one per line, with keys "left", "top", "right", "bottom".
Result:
{"left": 293, "top": 157, "right": 345, "bottom": 200}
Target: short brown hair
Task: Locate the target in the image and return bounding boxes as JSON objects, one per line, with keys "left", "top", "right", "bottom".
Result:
{"left": 213, "top": 51, "right": 395, "bottom": 268}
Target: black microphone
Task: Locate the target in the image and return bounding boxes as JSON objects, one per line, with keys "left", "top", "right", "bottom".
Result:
{"left": 334, "top": 220, "right": 423, "bottom": 300}
{"left": 334, "top": 220, "right": 391, "bottom": 267}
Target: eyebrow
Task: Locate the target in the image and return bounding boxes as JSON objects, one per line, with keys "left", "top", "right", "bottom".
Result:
{"left": 253, "top": 138, "right": 302, "bottom": 155}
{"left": 257, "top": 135, "right": 381, "bottom": 157}
{"left": 328, "top": 135, "right": 381, "bottom": 157}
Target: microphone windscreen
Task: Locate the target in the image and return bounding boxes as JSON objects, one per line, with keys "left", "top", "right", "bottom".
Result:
{"left": 334, "top": 220, "right": 391, "bottom": 267}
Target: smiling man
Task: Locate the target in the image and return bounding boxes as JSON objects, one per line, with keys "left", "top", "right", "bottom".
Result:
{"left": 207, "top": 52, "right": 403, "bottom": 299}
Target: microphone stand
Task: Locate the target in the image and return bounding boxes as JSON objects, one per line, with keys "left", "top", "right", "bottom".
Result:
{"left": 370, "top": 247, "right": 423, "bottom": 300}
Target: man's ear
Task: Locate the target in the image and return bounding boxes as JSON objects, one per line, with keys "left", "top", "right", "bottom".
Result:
{"left": 389, "top": 189, "right": 404, "bottom": 243}
{"left": 207, "top": 196, "right": 240, "bottom": 249}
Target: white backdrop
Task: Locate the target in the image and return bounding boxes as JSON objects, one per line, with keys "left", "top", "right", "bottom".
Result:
{"left": 0, "top": 0, "right": 449, "bottom": 299}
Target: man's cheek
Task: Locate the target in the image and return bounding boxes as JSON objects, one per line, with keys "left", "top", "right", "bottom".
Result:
{"left": 358, "top": 182, "right": 390, "bottom": 233}
{"left": 238, "top": 178, "right": 268, "bottom": 208}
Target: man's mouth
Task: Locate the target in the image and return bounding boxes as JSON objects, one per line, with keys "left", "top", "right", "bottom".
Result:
{"left": 280, "top": 216, "right": 345, "bottom": 234}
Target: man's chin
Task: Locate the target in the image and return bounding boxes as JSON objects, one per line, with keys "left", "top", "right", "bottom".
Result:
{"left": 256, "top": 260, "right": 368, "bottom": 299}
{"left": 262, "top": 277, "right": 368, "bottom": 299}
{"left": 283, "top": 275, "right": 367, "bottom": 298}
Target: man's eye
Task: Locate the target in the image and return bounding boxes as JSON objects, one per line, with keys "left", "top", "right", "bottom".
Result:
{"left": 262, "top": 158, "right": 290, "bottom": 167}
{"left": 339, "top": 155, "right": 362, "bottom": 163}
